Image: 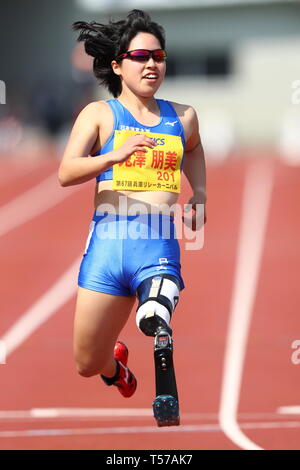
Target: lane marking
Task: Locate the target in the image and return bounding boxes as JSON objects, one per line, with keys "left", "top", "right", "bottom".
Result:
{"left": 277, "top": 406, "right": 300, "bottom": 415}
{"left": 0, "top": 258, "right": 81, "bottom": 358}
{"left": 0, "top": 408, "right": 152, "bottom": 419}
{"left": 219, "top": 159, "right": 274, "bottom": 451}
{"left": 0, "top": 172, "right": 79, "bottom": 238}
{"left": 0, "top": 421, "right": 299, "bottom": 439}
{"left": 0, "top": 409, "right": 297, "bottom": 421}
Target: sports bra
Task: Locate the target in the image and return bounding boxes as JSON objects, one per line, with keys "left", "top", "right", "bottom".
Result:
{"left": 92, "top": 99, "right": 186, "bottom": 183}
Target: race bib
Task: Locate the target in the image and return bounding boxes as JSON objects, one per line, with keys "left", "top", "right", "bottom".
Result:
{"left": 112, "top": 130, "right": 184, "bottom": 193}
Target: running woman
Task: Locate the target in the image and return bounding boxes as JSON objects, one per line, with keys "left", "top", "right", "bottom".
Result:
{"left": 58, "top": 9, "right": 206, "bottom": 413}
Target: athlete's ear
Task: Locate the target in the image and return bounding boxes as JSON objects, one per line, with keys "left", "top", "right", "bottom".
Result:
{"left": 111, "top": 60, "right": 122, "bottom": 77}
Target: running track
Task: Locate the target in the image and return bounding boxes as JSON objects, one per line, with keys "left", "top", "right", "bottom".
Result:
{"left": 0, "top": 151, "right": 299, "bottom": 450}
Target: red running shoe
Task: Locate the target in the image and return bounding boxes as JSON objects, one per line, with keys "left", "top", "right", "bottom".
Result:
{"left": 114, "top": 341, "right": 129, "bottom": 366}
{"left": 101, "top": 341, "right": 137, "bottom": 398}
{"left": 114, "top": 360, "right": 137, "bottom": 398}
{"left": 114, "top": 341, "right": 136, "bottom": 398}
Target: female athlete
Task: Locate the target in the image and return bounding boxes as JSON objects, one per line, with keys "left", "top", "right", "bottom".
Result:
{"left": 58, "top": 9, "right": 206, "bottom": 415}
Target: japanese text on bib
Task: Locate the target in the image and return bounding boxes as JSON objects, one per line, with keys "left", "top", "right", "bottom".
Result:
{"left": 112, "top": 130, "right": 184, "bottom": 193}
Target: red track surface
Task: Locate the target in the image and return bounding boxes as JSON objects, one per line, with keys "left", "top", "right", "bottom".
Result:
{"left": 0, "top": 152, "right": 299, "bottom": 450}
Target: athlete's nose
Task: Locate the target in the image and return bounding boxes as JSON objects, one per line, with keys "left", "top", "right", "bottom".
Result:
{"left": 145, "top": 55, "right": 156, "bottom": 66}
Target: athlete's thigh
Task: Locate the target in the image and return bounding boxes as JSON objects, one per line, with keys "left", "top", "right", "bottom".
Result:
{"left": 73, "top": 286, "right": 136, "bottom": 360}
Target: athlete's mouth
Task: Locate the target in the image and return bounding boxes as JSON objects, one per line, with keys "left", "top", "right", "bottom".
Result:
{"left": 143, "top": 73, "right": 159, "bottom": 81}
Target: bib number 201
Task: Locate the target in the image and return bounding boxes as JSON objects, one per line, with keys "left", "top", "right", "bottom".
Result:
{"left": 157, "top": 171, "right": 175, "bottom": 182}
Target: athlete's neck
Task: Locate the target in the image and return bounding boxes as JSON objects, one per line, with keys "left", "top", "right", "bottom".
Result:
{"left": 117, "top": 92, "right": 158, "bottom": 115}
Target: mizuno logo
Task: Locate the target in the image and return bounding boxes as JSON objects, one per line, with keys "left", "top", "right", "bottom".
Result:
{"left": 165, "top": 121, "right": 178, "bottom": 127}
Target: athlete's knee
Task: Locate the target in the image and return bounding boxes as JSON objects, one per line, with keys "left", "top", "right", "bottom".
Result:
{"left": 76, "top": 361, "right": 98, "bottom": 378}
{"left": 75, "top": 352, "right": 108, "bottom": 378}
{"left": 136, "top": 275, "right": 180, "bottom": 337}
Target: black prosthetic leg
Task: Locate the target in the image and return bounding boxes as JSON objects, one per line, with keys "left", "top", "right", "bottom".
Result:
{"left": 152, "top": 327, "right": 180, "bottom": 427}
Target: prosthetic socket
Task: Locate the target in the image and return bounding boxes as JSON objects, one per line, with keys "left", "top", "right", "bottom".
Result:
{"left": 136, "top": 274, "right": 180, "bottom": 337}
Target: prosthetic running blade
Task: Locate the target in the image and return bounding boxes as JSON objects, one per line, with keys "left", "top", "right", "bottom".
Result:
{"left": 152, "top": 328, "right": 180, "bottom": 427}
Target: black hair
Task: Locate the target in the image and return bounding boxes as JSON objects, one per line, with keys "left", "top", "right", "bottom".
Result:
{"left": 72, "top": 9, "right": 166, "bottom": 98}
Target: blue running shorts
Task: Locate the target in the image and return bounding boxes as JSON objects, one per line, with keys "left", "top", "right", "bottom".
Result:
{"left": 78, "top": 212, "right": 185, "bottom": 297}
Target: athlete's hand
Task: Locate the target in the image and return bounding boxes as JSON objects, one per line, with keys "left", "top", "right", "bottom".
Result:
{"left": 113, "top": 134, "right": 158, "bottom": 163}
{"left": 182, "top": 191, "right": 207, "bottom": 231}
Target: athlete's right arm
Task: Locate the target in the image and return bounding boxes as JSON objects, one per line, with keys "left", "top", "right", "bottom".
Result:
{"left": 58, "top": 102, "right": 157, "bottom": 187}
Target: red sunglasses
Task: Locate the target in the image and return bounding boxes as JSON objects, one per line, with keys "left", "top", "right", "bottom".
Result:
{"left": 116, "top": 49, "right": 167, "bottom": 63}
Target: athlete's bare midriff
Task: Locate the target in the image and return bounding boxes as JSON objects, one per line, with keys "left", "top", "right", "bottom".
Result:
{"left": 94, "top": 181, "right": 179, "bottom": 216}
{"left": 90, "top": 100, "right": 192, "bottom": 216}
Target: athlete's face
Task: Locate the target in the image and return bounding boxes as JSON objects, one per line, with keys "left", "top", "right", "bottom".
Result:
{"left": 112, "top": 32, "right": 166, "bottom": 97}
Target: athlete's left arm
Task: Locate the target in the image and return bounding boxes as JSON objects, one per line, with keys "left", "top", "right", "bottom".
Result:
{"left": 182, "top": 106, "right": 207, "bottom": 225}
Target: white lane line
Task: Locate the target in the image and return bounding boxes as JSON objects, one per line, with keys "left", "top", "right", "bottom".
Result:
{"left": 277, "top": 406, "right": 300, "bottom": 415}
{"left": 0, "top": 172, "right": 78, "bottom": 238}
{"left": 0, "top": 257, "right": 81, "bottom": 358}
{"left": 0, "top": 409, "right": 152, "bottom": 419}
{"left": 0, "top": 421, "right": 299, "bottom": 439}
{"left": 0, "top": 424, "right": 218, "bottom": 438}
{"left": 219, "top": 159, "right": 274, "bottom": 451}
{"left": 0, "top": 409, "right": 297, "bottom": 421}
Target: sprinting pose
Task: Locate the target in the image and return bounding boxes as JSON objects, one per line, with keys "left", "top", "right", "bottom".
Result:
{"left": 58, "top": 9, "right": 206, "bottom": 426}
